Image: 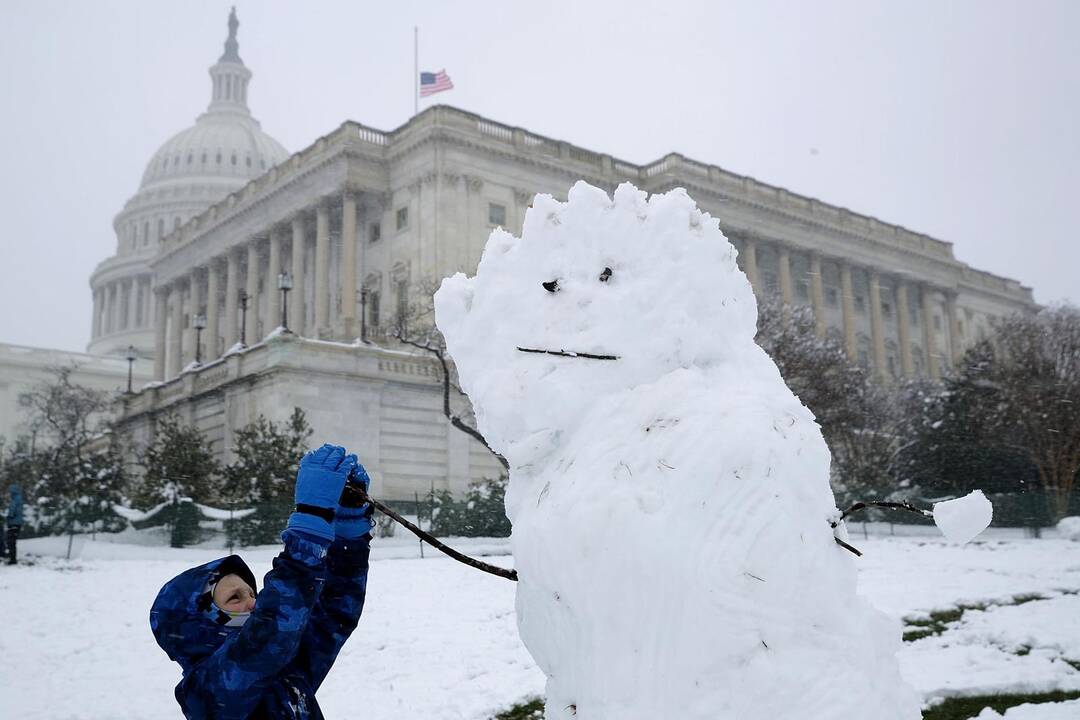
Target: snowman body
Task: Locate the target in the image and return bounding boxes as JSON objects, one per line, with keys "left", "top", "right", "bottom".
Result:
{"left": 435, "top": 182, "right": 920, "bottom": 720}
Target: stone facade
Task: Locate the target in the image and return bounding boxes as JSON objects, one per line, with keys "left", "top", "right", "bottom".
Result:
{"left": 113, "top": 104, "right": 1036, "bottom": 502}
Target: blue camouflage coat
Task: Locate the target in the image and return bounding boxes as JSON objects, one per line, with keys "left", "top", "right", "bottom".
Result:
{"left": 150, "top": 530, "right": 370, "bottom": 719}
{"left": 6, "top": 485, "right": 23, "bottom": 526}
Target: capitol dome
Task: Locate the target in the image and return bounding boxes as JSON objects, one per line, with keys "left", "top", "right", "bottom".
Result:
{"left": 88, "top": 8, "right": 287, "bottom": 359}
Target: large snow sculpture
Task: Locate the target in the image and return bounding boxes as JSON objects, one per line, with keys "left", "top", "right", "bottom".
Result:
{"left": 434, "top": 182, "right": 921, "bottom": 719}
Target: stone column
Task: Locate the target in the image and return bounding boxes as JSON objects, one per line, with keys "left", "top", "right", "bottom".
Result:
{"left": 810, "top": 254, "right": 826, "bottom": 338}
{"left": 91, "top": 288, "right": 102, "bottom": 338}
{"left": 314, "top": 204, "right": 330, "bottom": 333}
{"left": 897, "top": 281, "right": 914, "bottom": 377}
{"left": 946, "top": 292, "right": 962, "bottom": 366}
{"left": 225, "top": 249, "right": 239, "bottom": 348}
{"left": 341, "top": 193, "right": 358, "bottom": 338}
{"left": 169, "top": 283, "right": 183, "bottom": 377}
{"left": 206, "top": 259, "right": 220, "bottom": 359}
{"left": 743, "top": 239, "right": 760, "bottom": 296}
{"left": 921, "top": 286, "right": 941, "bottom": 380}
{"left": 869, "top": 271, "right": 886, "bottom": 378}
{"left": 778, "top": 248, "right": 794, "bottom": 307}
{"left": 267, "top": 229, "right": 282, "bottom": 331}
{"left": 840, "top": 262, "right": 857, "bottom": 361}
{"left": 153, "top": 288, "right": 167, "bottom": 380}
{"left": 185, "top": 272, "right": 199, "bottom": 366}
{"left": 291, "top": 214, "right": 306, "bottom": 335}
{"left": 126, "top": 279, "right": 138, "bottom": 331}
{"left": 106, "top": 282, "right": 119, "bottom": 336}
{"left": 245, "top": 241, "right": 260, "bottom": 345}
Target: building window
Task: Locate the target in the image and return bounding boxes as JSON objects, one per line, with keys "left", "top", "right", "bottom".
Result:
{"left": 934, "top": 315, "right": 942, "bottom": 331}
{"left": 157, "top": 218, "right": 165, "bottom": 240}
{"left": 201, "top": 152, "right": 207, "bottom": 164}
{"left": 854, "top": 294, "right": 866, "bottom": 314}
{"left": 909, "top": 304, "right": 919, "bottom": 326}
{"left": 881, "top": 301, "right": 892, "bottom": 319}
{"left": 231, "top": 153, "right": 237, "bottom": 166}
{"left": 368, "top": 291, "right": 380, "bottom": 328}
{"left": 369, "top": 222, "right": 381, "bottom": 243}
{"left": 174, "top": 217, "right": 181, "bottom": 229}
{"left": 396, "top": 207, "right": 409, "bottom": 231}
{"left": 762, "top": 271, "right": 779, "bottom": 295}
{"left": 143, "top": 221, "right": 150, "bottom": 245}
{"left": 396, "top": 281, "right": 409, "bottom": 331}
{"left": 825, "top": 287, "right": 839, "bottom": 308}
{"left": 17, "top": 392, "right": 32, "bottom": 408}
{"left": 216, "top": 152, "right": 222, "bottom": 165}
{"left": 796, "top": 280, "right": 810, "bottom": 302}
{"left": 488, "top": 202, "right": 507, "bottom": 227}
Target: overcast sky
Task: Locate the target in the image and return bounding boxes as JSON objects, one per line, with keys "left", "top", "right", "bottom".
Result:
{"left": 2, "top": 0, "right": 1077, "bottom": 353}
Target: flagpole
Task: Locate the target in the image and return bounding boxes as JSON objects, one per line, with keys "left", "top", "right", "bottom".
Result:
{"left": 413, "top": 26, "right": 419, "bottom": 116}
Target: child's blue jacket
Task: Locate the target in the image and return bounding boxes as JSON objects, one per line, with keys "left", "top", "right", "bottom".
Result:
{"left": 150, "top": 530, "right": 369, "bottom": 719}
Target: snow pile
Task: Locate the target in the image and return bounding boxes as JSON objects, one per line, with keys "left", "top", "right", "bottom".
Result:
{"left": 934, "top": 491, "right": 993, "bottom": 544}
{"left": 435, "top": 182, "right": 920, "bottom": 719}
{"left": 1055, "top": 516, "right": 1080, "bottom": 541}
{"left": 975, "top": 700, "right": 1080, "bottom": 719}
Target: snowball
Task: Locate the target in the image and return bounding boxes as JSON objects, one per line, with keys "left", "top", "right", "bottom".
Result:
{"left": 435, "top": 181, "right": 920, "bottom": 719}
{"left": 1056, "top": 516, "right": 1080, "bottom": 541}
{"left": 933, "top": 490, "right": 994, "bottom": 544}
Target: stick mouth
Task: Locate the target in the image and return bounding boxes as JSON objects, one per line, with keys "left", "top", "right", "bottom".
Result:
{"left": 516, "top": 346, "right": 620, "bottom": 361}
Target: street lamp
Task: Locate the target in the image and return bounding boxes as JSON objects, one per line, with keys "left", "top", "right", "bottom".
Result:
{"left": 359, "top": 288, "right": 368, "bottom": 342}
{"left": 238, "top": 290, "right": 249, "bottom": 347}
{"left": 192, "top": 314, "right": 207, "bottom": 364}
{"left": 278, "top": 272, "right": 292, "bottom": 332}
{"left": 124, "top": 345, "right": 138, "bottom": 394}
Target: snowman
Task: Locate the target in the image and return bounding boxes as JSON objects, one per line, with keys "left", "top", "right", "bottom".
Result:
{"left": 434, "top": 181, "right": 921, "bottom": 719}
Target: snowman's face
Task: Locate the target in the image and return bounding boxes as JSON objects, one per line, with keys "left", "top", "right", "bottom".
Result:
{"left": 435, "top": 182, "right": 757, "bottom": 459}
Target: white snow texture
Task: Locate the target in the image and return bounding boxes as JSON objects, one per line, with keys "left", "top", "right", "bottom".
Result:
{"left": 934, "top": 490, "right": 994, "bottom": 544}
{"left": 434, "top": 182, "right": 921, "bottom": 719}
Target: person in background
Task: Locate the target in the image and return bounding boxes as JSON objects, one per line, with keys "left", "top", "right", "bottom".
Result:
{"left": 6, "top": 484, "right": 23, "bottom": 565}
{"left": 150, "top": 444, "right": 373, "bottom": 719}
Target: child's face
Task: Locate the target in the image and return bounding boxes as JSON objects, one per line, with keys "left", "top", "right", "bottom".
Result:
{"left": 213, "top": 573, "right": 256, "bottom": 613}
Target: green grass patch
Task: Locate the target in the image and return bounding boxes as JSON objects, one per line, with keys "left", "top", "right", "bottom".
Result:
{"left": 493, "top": 698, "right": 544, "bottom": 720}
{"left": 921, "top": 691, "right": 1080, "bottom": 719}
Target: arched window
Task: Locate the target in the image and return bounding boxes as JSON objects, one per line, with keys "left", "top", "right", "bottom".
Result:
{"left": 174, "top": 217, "right": 181, "bottom": 229}
{"left": 157, "top": 218, "right": 164, "bottom": 240}
{"left": 143, "top": 221, "right": 150, "bottom": 245}
{"left": 231, "top": 153, "right": 237, "bottom": 166}
{"left": 216, "top": 151, "right": 222, "bottom": 164}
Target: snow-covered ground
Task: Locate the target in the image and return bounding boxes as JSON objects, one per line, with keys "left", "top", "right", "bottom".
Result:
{"left": 1, "top": 533, "right": 1078, "bottom": 719}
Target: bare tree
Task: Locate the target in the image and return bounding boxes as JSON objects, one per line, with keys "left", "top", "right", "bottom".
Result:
{"left": 375, "top": 278, "right": 508, "bottom": 472}
{"left": 972, "top": 306, "right": 1080, "bottom": 522}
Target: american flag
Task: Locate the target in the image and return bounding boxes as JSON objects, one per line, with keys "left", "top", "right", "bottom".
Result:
{"left": 419, "top": 70, "right": 454, "bottom": 97}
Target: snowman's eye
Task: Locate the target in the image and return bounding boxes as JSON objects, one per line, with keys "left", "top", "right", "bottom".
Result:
{"left": 542, "top": 280, "right": 559, "bottom": 293}
{"left": 599, "top": 267, "right": 613, "bottom": 283}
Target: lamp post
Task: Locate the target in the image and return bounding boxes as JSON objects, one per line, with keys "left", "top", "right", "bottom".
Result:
{"left": 359, "top": 288, "right": 368, "bottom": 342}
{"left": 238, "top": 290, "right": 249, "bottom": 347}
{"left": 277, "top": 272, "right": 292, "bottom": 332}
{"left": 124, "top": 345, "right": 137, "bottom": 394}
{"left": 192, "top": 314, "right": 207, "bottom": 364}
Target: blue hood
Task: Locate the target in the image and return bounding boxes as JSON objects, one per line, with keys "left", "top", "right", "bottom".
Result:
{"left": 150, "top": 555, "right": 258, "bottom": 674}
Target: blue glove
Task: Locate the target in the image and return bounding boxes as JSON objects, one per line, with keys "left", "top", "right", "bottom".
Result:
{"left": 285, "top": 444, "right": 358, "bottom": 542}
{"left": 335, "top": 462, "right": 374, "bottom": 540}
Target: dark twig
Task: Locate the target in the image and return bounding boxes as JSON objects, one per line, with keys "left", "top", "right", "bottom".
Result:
{"left": 517, "top": 347, "right": 620, "bottom": 361}
{"left": 833, "top": 537, "right": 863, "bottom": 557}
{"left": 833, "top": 500, "right": 933, "bottom": 527}
{"left": 359, "top": 488, "right": 518, "bottom": 582}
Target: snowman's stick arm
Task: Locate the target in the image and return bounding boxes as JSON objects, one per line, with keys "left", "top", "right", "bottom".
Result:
{"left": 357, "top": 488, "right": 519, "bottom": 582}
{"left": 831, "top": 500, "right": 934, "bottom": 556}
{"left": 835, "top": 501, "right": 934, "bottom": 525}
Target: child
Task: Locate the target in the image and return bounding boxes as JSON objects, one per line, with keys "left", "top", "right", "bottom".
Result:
{"left": 151, "top": 444, "right": 373, "bottom": 719}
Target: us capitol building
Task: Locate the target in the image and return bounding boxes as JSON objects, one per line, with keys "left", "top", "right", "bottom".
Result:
{"left": 1, "top": 11, "right": 1036, "bottom": 502}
